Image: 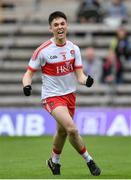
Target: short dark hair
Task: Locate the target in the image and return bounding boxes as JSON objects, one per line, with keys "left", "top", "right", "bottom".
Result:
{"left": 48, "top": 11, "right": 67, "bottom": 25}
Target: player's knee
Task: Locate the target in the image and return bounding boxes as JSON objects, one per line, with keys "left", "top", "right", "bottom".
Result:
{"left": 67, "top": 126, "right": 78, "bottom": 137}
{"left": 57, "top": 128, "right": 67, "bottom": 137}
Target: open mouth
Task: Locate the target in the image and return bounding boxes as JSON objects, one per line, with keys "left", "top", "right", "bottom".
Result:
{"left": 57, "top": 30, "right": 64, "bottom": 35}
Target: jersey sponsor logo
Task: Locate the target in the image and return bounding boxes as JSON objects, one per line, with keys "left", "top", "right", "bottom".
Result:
{"left": 50, "top": 55, "right": 58, "bottom": 59}
{"left": 42, "top": 58, "right": 75, "bottom": 76}
{"left": 56, "top": 61, "right": 73, "bottom": 74}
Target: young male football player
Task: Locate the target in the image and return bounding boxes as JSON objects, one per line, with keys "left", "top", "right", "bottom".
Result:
{"left": 22, "top": 11, "right": 101, "bottom": 176}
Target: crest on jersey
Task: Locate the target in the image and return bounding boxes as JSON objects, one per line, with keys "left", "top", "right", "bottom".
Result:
{"left": 70, "top": 50, "right": 75, "bottom": 54}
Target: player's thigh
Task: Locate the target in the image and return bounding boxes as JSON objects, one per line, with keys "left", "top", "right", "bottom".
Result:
{"left": 52, "top": 106, "right": 76, "bottom": 131}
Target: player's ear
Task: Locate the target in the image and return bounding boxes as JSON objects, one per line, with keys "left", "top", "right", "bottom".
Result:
{"left": 49, "top": 26, "right": 53, "bottom": 33}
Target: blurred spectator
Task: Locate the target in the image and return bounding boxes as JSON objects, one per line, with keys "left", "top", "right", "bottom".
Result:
{"left": 0, "top": 2, "right": 3, "bottom": 23}
{"left": 104, "top": 0, "right": 128, "bottom": 27}
{"left": 0, "top": 1, "right": 16, "bottom": 23}
{"left": 83, "top": 47, "right": 103, "bottom": 83}
{"left": 0, "top": 2, "right": 15, "bottom": 9}
{"left": 102, "top": 50, "right": 123, "bottom": 84}
{"left": 110, "top": 27, "right": 131, "bottom": 62}
{"left": 76, "top": 0, "right": 103, "bottom": 23}
{"left": 32, "top": 0, "right": 42, "bottom": 12}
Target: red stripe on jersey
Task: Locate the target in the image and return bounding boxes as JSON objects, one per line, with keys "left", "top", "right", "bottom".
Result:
{"left": 32, "top": 40, "right": 52, "bottom": 60}
{"left": 74, "top": 65, "right": 83, "bottom": 69}
{"left": 41, "top": 59, "right": 75, "bottom": 76}
{"left": 27, "top": 66, "right": 37, "bottom": 72}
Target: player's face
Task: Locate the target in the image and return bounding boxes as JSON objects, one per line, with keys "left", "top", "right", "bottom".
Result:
{"left": 50, "top": 17, "right": 68, "bottom": 43}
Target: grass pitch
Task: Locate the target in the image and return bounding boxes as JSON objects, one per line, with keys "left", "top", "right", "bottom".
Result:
{"left": 0, "top": 136, "right": 131, "bottom": 179}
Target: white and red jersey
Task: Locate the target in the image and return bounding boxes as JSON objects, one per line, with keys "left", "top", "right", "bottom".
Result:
{"left": 28, "top": 38, "right": 83, "bottom": 99}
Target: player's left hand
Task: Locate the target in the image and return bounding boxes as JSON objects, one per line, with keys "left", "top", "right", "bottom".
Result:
{"left": 86, "top": 75, "right": 94, "bottom": 87}
{"left": 23, "top": 85, "right": 32, "bottom": 96}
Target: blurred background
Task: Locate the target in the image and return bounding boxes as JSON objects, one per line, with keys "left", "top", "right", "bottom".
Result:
{"left": 0, "top": 0, "right": 131, "bottom": 136}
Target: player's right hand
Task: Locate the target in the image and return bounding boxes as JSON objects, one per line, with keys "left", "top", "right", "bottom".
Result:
{"left": 86, "top": 75, "right": 94, "bottom": 87}
{"left": 23, "top": 85, "right": 32, "bottom": 96}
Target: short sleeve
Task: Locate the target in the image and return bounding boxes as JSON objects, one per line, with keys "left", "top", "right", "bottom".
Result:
{"left": 74, "top": 45, "right": 83, "bottom": 69}
{"left": 28, "top": 49, "right": 45, "bottom": 72}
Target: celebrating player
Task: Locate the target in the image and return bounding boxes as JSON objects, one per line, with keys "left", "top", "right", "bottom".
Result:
{"left": 22, "top": 11, "right": 101, "bottom": 176}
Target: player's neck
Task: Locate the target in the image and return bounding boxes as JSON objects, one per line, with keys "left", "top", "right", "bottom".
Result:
{"left": 54, "top": 37, "right": 66, "bottom": 46}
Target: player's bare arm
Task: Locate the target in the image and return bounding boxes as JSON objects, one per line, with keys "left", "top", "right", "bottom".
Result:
{"left": 22, "top": 69, "right": 35, "bottom": 96}
{"left": 75, "top": 68, "right": 94, "bottom": 87}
